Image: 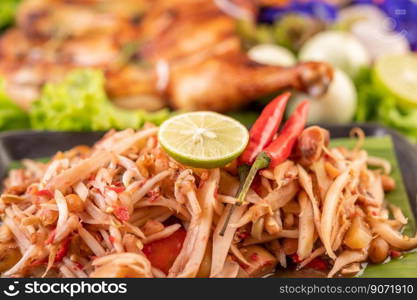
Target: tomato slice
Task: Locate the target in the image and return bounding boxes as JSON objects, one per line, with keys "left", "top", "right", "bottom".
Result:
{"left": 143, "top": 227, "right": 186, "bottom": 274}
{"left": 36, "top": 189, "right": 53, "bottom": 198}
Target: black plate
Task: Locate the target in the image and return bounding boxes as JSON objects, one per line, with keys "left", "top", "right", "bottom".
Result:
{"left": 0, "top": 124, "right": 416, "bottom": 216}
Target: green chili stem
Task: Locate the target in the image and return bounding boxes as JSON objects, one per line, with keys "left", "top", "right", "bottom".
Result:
{"left": 235, "top": 152, "right": 270, "bottom": 206}
{"left": 218, "top": 153, "right": 270, "bottom": 236}
{"left": 219, "top": 165, "right": 250, "bottom": 236}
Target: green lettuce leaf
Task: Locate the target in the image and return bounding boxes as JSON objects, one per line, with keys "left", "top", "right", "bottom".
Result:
{"left": 0, "top": 78, "right": 30, "bottom": 131}
{"left": 354, "top": 67, "right": 417, "bottom": 143}
{"left": 0, "top": 0, "right": 20, "bottom": 29}
{"left": 29, "top": 69, "right": 170, "bottom": 131}
{"left": 227, "top": 111, "right": 260, "bottom": 128}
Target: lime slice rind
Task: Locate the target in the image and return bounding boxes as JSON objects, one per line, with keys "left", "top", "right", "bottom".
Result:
{"left": 158, "top": 112, "right": 249, "bottom": 168}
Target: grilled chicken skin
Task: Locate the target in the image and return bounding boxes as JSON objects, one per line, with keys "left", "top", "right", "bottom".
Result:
{"left": 0, "top": 0, "right": 333, "bottom": 112}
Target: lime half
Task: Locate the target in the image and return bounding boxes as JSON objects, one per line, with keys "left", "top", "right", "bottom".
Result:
{"left": 158, "top": 112, "right": 249, "bottom": 168}
{"left": 374, "top": 54, "right": 417, "bottom": 108}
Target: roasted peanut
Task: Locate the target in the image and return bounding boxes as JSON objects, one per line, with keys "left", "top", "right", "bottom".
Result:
{"left": 381, "top": 175, "right": 396, "bottom": 192}
{"left": 369, "top": 237, "right": 389, "bottom": 264}
{"left": 0, "top": 244, "right": 21, "bottom": 273}
{"left": 65, "top": 194, "right": 85, "bottom": 213}
{"left": 0, "top": 224, "right": 12, "bottom": 243}
{"left": 40, "top": 209, "right": 58, "bottom": 226}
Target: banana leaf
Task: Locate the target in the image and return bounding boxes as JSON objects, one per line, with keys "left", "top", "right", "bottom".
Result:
{"left": 331, "top": 136, "right": 417, "bottom": 277}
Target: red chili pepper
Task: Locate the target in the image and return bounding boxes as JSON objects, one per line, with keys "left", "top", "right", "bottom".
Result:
{"left": 30, "top": 258, "right": 47, "bottom": 267}
{"left": 143, "top": 227, "right": 186, "bottom": 274}
{"left": 239, "top": 92, "right": 291, "bottom": 165}
{"left": 113, "top": 206, "right": 130, "bottom": 222}
{"left": 36, "top": 189, "right": 53, "bottom": 198}
{"left": 251, "top": 175, "right": 263, "bottom": 195}
{"left": 55, "top": 237, "right": 71, "bottom": 263}
{"left": 263, "top": 100, "right": 310, "bottom": 168}
{"left": 220, "top": 100, "right": 310, "bottom": 235}
{"left": 234, "top": 101, "right": 310, "bottom": 205}
{"left": 109, "top": 186, "right": 125, "bottom": 193}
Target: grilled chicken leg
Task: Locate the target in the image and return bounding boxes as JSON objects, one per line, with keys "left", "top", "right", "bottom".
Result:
{"left": 0, "top": 0, "right": 333, "bottom": 112}
{"left": 169, "top": 56, "right": 332, "bottom": 111}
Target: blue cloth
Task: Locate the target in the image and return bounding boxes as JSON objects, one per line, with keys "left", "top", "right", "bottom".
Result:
{"left": 350, "top": 0, "right": 417, "bottom": 49}
{"left": 258, "top": 1, "right": 338, "bottom": 24}
{"left": 380, "top": 0, "right": 417, "bottom": 49}
{"left": 260, "top": 0, "right": 417, "bottom": 49}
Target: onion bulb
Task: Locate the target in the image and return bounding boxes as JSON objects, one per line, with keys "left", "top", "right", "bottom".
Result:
{"left": 299, "top": 31, "right": 370, "bottom": 78}
{"left": 287, "top": 68, "right": 357, "bottom": 124}
{"left": 338, "top": 4, "right": 410, "bottom": 60}
{"left": 248, "top": 44, "right": 296, "bottom": 67}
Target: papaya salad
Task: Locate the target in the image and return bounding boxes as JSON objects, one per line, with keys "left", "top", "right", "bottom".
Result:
{"left": 1, "top": 93, "right": 417, "bottom": 278}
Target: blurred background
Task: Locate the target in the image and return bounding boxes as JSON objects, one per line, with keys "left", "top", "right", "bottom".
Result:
{"left": 0, "top": 0, "right": 416, "bottom": 140}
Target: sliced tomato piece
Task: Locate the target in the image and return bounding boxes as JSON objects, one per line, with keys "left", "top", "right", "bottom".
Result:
{"left": 109, "top": 186, "right": 125, "bottom": 193}
{"left": 36, "top": 189, "right": 53, "bottom": 198}
{"left": 143, "top": 227, "right": 186, "bottom": 274}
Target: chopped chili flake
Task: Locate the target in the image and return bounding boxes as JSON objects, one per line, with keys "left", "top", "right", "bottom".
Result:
{"left": 306, "top": 258, "right": 327, "bottom": 271}
{"left": 238, "top": 231, "right": 249, "bottom": 240}
{"left": 391, "top": 250, "right": 402, "bottom": 258}
{"left": 147, "top": 190, "right": 160, "bottom": 202}
{"left": 239, "top": 262, "right": 250, "bottom": 270}
{"left": 250, "top": 253, "right": 259, "bottom": 261}
{"left": 36, "top": 189, "right": 53, "bottom": 198}
{"left": 109, "top": 235, "right": 115, "bottom": 244}
{"left": 45, "top": 229, "right": 56, "bottom": 245}
{"left": 138, "top": 179, "right": 147, "bottom": 188}
{"left": 74, "top": 262, "right": 84, "bottom": 270}
{"left": 30, "top": 258, "right": 47, "bottom": 267}
{"left": 55, "top": 237, "right": 71, "bottom": 263}
{"left": 109, "top": 186, "right": 125, "bottom": 193}
{"left": 290, "top": 254, "right": 302, "bottom": 264}
{"left": 114, "top": 206, "right": 130, "bottom": 222}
